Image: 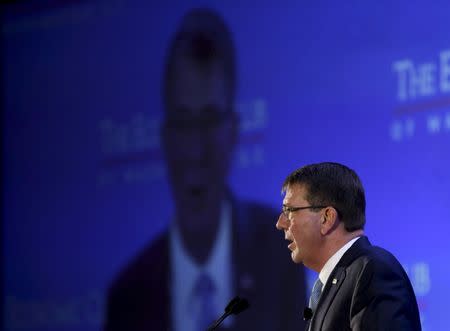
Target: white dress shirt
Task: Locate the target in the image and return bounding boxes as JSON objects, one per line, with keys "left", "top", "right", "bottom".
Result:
{"left": 318, "top": 236, "right": 361, "bottom": 291}
{"left": 170, "top": 201, "right": 233, "bottom": 331}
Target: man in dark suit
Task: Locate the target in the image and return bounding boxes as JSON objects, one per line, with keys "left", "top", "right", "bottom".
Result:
{"left": 276, "top": 162, "right": 421, "bottom": 331}
{"left": 104, "top": 8, "right": 306, "bottom": 331}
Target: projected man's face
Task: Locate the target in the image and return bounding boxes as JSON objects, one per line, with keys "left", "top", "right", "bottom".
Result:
{"left": 163, "top": 57, "right": 237, "bottom": 231}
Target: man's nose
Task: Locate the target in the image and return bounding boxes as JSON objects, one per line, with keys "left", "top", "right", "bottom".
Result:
{"left": 276, "top": 213, "right": 288, "bottom": 230}
{"left": 179, "top": 133, "right": 209, "bottom": 164}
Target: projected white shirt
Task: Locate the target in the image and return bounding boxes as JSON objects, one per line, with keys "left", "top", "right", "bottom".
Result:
{"left": 170, "top": 201, "right": 232, "bottom": 331}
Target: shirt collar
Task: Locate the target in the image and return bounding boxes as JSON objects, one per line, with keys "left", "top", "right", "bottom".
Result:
{"left": 170, "top": 200, "right": 232, "bottom": 331}
{"left": 318, "top": 236, "right": 361, "bottom": 290}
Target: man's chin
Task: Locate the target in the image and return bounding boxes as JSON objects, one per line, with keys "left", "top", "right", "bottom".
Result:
{"left": 291, "top": 251, "right": 302, "bottom": 264}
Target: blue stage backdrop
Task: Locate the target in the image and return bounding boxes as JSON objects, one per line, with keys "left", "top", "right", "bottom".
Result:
{"left": 2, "top": 1, "right": 449, "bottom": 330}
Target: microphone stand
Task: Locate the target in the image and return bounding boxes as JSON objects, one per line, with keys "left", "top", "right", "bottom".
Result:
{"left": 207, "top": 311, "right": 230, "bottom": 331}
{"left": 206, "top": 296, "right": 249, "bottom": 331}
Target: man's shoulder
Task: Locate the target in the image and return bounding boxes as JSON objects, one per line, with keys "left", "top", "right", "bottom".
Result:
{"left": 365, "top": 245, "right": 406, "bottom": 274}
{"left": 104, "top": 232, "right": 170, "bottom": 330}
{"left": 346, "top": 239, "right": 407, "bottom": 279}
{"left": 108, "top": 231, "right": 170, "bottom": 295}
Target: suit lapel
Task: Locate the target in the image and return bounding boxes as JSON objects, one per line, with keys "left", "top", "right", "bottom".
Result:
{"left": 232, "top": 197, "right": 257, "bottom": 299}
{"left": 310, "top": 267, "right": 346, "bottom": 330}
{"left": 231, "top": 197, "right": 269, "bottom": 331}
{"left": 309, "top": 236, "right": 372, "bottom": 331}
{"left": 162, "top": 235, "right": 172, "bottom": 330}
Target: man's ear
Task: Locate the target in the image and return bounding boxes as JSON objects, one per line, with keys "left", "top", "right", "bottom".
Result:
{"left": 320, "top": 207, "right": 339, "bottom": 235}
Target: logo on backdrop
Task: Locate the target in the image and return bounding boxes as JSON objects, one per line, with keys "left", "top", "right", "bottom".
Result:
{"left": 390, "top": 49, "right": 450, "bottom": 141}
{"left": 235, "top": 98, "right": 268, "bottom": 169}
{"left": 5, "top": 291, "right": 102, "bottom": 329}
{"left": 97, "top": 98, "right": 268, "bottom": 186}
{"left": 1, "top": 0, "right": 124, "bottom": 35}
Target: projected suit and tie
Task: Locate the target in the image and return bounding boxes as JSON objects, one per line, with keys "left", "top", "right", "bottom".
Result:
{"left": 104, "top": 8, "right": 307, "bottom": 331}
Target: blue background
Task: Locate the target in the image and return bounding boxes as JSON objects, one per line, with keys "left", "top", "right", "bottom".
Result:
{"left": 2, "top": 1, "right": 449, "bottom": 330}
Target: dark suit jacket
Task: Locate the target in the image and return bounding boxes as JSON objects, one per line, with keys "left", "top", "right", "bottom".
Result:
{"left": 104, "top": 198, "right": 307, "bottom": 331}
{"left": 308, "top": 236, "right": 421, "bottom": 331}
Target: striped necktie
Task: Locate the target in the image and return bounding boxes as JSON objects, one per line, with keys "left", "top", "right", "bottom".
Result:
{"left": 192, "top": 273, "right": 216, "bottom": 330}
{"left": 309, "top": 278, "right": 323, "bottom": 312}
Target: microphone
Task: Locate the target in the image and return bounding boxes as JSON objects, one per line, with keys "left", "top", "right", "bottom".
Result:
{"left": 206, "top": 296, "right": 250, "bottom": 331}
{"left": 303, "top": 307, "right": 313, "bottom": 321}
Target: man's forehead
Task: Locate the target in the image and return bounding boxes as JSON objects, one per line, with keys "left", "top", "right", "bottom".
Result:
{"left": 283, "top": 183, "right": 307, "bottom": 202}
{"left": 167, "top": 59, "right": 228, "bottom": 115}
{"left": 171, "top": 57, "right": 226, "bottom": 89}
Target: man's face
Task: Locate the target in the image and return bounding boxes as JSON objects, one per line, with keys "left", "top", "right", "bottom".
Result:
{"left": 276, "top": 184, "right": 323, "bottom": 268}
{"left": 162, "top": 57, "right": 237, "bottom": 229}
